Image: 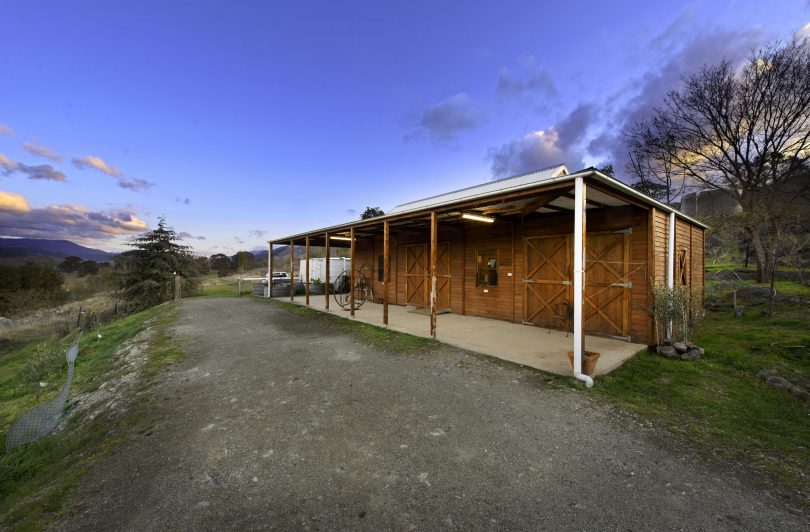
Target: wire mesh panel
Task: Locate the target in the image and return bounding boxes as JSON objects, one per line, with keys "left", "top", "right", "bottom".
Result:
{"left": 6, "top": 332, "right": 82, "bottom": 452}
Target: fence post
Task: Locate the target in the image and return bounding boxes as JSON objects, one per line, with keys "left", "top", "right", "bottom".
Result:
{"left": 175, "top": 275, "right": 182, "bottom": 301}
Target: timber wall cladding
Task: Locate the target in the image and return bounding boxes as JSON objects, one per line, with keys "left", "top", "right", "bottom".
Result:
{"left": 346, "top": 204, "right": 657, "bottom": 343}
{"left": 652, "top": 209, "right": 669, "bottom": 286}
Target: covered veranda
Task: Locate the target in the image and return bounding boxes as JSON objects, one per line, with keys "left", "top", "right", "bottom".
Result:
{"left": 273, "top": 294, "right": 645, "bottom": 376}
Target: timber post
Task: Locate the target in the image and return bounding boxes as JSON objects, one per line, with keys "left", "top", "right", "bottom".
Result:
{"left": 430, "top": 211, "right": 437, "bottom": 338}
{"left": 290, "top": 239, "right": 295, "bottom": 302}
{"left": 325, "top": 232, "right": 330, "bottom": 309}
{"left": 350, "top": 227, "right": 355, "bottom": 318}
{"left": 305, "top": 236, "right": 310, "bottom": 305}
{"left": 383, "top": 220, "right": 390, "bottom": 326}
{"left": 268, "top": 242, "right": 273, "bottom": 298}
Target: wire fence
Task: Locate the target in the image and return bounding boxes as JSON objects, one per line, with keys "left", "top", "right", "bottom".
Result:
{"left": 187, "top": 277, "right": 265, "bottom": 297}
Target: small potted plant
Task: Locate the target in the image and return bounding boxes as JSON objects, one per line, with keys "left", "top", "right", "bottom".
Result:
{"left": 309, "top": 277, "right": 324, "bottom": 295}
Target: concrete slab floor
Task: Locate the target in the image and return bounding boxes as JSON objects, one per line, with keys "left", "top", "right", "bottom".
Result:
{"left": 269, "top": 295, "right": 645, "bottom": 377}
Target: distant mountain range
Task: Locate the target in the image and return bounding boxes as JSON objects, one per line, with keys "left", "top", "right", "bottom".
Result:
{"left": 0, "top": 238, "right": 114, "bottom": 262}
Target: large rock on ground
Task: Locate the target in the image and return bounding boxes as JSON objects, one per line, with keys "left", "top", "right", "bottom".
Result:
{"left": 657, "top": 345, "right": 678, "bottom": 358}
{"left": 673, "top": 341, "right": 688, "bottom": 353}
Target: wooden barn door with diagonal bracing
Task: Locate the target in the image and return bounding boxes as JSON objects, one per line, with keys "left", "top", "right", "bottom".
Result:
{"left": 434, "top": 242, "right": 451, "bottom": 312}
{"left": 523, "top": 235, "right": 572, "bottom": 329}
{"left": 405, "top": 243, "right": 451, "bottom": 309}
{"left": 584, "top": 230, "right": 631, "bottom": 339}
{"left": 405, "top": 244, "right": 428, "bottom": 307}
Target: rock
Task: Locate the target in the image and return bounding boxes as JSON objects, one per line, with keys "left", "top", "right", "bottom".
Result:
{"left": 681, "top": 349, "right": 701, "bottom": 361}
{"left": 763, "top": 376, "right": 792, "bottom": 390}
{"left": 735, "top": 305, "right": 745, "bottom": 318}
{"left": 789, "top": 385, "right": 809, "bottom": 400}
{"left": 686, "top": 341, "right": 698, "bottom": 350}
{"left": 657, "top": 345, "right": 678, "bottom": 358}
{"left": 673, "top": 341, "right": 688, "bottom": 353}
{"left": 0, "top": 317, "right": 12, "bottom": 329}
{"left": 698, "top": 348, "right": 705, "bottom": 356}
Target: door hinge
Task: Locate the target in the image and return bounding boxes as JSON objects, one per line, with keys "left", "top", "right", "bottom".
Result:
{"left": 562, "top": 280, "right": 572, "bottom": 285}
{"left": 613, "top": 227, "right": 633, "bottom": 234}
{"left": 521, "top": 320, "right": 535, "bottom": 326}
{"left": 611, "top": 282, "right": 632, "bottom": 288}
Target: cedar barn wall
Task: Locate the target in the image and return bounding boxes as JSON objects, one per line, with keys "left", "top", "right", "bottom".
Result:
{"left": 352, "top": 204, "right": 657, "bottom": 344}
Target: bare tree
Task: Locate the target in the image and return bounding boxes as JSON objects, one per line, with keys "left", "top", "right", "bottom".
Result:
{"left": 625, "top": 128, "right": 687, "bottom": 205}
{"left": 627, "top": 38, "right": 810, "bottom": 282}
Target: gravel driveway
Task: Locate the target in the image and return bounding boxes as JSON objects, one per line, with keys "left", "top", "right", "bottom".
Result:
{"left": 58, "top": 297, "right": 805, "bottom": 530}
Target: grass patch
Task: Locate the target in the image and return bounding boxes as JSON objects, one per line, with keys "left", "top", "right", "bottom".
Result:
{"left": 266, "top": 298, "right": 439, "bottom": 353}
{"left": 0, "top": 301, "right": 182, "bottom": 529}
{"left": 593, "top": 300, "right": 810, "bottom": 507}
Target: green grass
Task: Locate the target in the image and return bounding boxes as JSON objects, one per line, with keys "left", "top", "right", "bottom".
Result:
{"left": 0, "top": 302, "right": 182, "bottom": 530}
{"left": 193, "top": 280, "right": 256, "bottom": 297}
{"left": 594, "top": 300, "right": 810, "bottom": 506}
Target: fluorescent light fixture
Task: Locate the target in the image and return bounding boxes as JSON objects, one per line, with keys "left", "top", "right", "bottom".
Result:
{"left": 462, "top": 212, "right": 495, "bottom": 223}
{"left": 330, "top": 235, "right": 353, "bottom": 241}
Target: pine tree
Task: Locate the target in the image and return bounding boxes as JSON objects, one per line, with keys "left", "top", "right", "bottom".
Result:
{"left": 120, "top": 217, "right": 198, "bottom": 309}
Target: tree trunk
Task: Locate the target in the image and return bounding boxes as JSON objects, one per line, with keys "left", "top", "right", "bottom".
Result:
{"left": 748, "top": 226, "right": 769, "bottom": 283}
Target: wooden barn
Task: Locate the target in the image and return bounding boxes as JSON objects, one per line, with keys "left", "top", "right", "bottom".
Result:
{"left": 268, "top": 165, "right": 706, "bottom": 384}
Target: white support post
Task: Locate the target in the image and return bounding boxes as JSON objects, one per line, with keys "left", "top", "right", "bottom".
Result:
{"left": 572, "top": 177, "right": 593, "bottom": 387}
{"left": 666, "top": 211, "right": 676, "bottom": 339}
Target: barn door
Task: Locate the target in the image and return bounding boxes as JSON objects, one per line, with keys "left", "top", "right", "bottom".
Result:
{"left": 523, "top": 235, "right": 571, "bottom": 329}
{"left": 405, "top": 243, "right": 451, "bottom": 309}
{"left": 405, "top": 244, "right": 427, "bottom": 307}
{"left": 435, "top": 243, "right": 451, "bottom": 311}
{"left": 584, "top": 230, "right": 631, "bottom": 339}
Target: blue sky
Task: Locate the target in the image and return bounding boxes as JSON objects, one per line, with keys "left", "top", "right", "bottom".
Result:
{"left": 1, "top": 0, "right": 807, "bottom": 254}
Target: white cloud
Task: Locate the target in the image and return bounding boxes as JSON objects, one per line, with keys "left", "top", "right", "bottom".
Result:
{"left": 0, "top": 191, "right": 31, "bottom": 213}
{"left": 72, "top": 155, "right": 123, "bottom": 177}
{"left": 23, "top": 142, "right": 62, "bottom": 162}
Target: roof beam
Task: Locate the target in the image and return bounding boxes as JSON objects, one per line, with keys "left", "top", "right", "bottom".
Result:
{"left": 518, "top": 189, "right": 571, "bottom": 217}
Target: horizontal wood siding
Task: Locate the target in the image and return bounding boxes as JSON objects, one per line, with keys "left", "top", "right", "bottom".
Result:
{"left": 651, "top": 210, "right": 669, "bottom": 287}
{"left": 462, "top": 220, "right": 515, "bottom": 321}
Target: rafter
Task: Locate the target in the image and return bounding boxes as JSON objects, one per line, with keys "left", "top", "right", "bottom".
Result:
{"left": 519, "top": 189, "right": 572, "bottom": 217}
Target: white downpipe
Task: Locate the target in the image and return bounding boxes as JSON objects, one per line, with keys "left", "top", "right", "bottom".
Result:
{"left": 572, "top": 177, "right": 593, "bottom": 387}
{"left": 666, "top": 212, "right": 675, "bottom": 338}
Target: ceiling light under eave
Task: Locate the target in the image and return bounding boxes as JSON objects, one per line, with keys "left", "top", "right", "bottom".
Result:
{"left": 462, "top": 212, "right": 495, "bottom": 223}
{"left": 330, "top": 235, "right": 353, "bottom": 241}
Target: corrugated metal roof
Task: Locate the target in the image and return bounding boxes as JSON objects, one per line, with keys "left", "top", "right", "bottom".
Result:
{"left": 268, "top": 166, "right": 708, "bottom": 243}
{"left": 388, "top": 164, "right": 569, "bottom": 214}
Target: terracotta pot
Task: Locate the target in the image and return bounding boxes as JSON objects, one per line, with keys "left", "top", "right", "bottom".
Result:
{"left": 567, "top": 350, "right": 601, "bottom": 376}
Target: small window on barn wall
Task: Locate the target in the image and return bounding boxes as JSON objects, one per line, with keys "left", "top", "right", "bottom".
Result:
{"left": 476, "top": 249, "right": 498, "bottom": 287}
{"left": 378, "top": 254, "right": 384, "bottom": 282}
{"left": 677, "top": 248, "right": 688, "bottom": 285}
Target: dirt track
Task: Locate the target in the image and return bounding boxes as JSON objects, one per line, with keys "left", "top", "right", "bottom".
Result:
{"left": 57, "top": 297, "right": 806, "bottom": 530}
